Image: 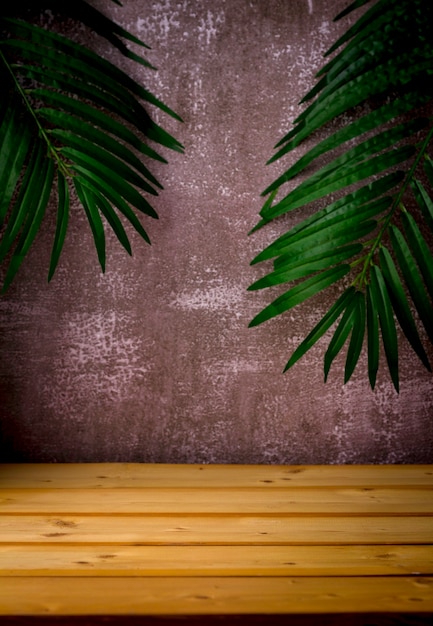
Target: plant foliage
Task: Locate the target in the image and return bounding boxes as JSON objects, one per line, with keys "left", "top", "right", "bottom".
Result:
{"left": 0, "top": 0, "right": 183, "bottom": 291}
{"left": 249, "top": 0, "right": 433, "bottom": 391}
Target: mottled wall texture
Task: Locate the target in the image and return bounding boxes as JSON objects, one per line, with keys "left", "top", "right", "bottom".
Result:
{"left": 1, "top": 0, "right": 432, "bottom": 463}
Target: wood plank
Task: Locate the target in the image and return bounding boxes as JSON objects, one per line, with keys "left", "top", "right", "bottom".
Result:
{"left": 0, "top": 617, "right": 433, "bottom": 626}
{"left": 1, "top": 487, "right": 432, "bottom": 515}
{"left": 1, "top": 576, "right": 432, "bottom": 615}
{"left": 1, "top": 545, "right": 432, "bottom": 577}
{"left": 1, "top": 464, "right": 432, "bottom": 488}
{"left": 2, "top": 515, "right": 432, "bottom": 545}
{"left": 0, "top": 616, "right": 431, "bottom": 626}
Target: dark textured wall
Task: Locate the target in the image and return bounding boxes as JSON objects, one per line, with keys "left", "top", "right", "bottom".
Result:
{"left": 1, "top": 0, "right": 432, "bottom": 463}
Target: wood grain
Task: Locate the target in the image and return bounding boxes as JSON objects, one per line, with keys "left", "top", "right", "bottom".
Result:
{"left": 0, "top": 463, "right": 432, "bottom": 618}
{"left": 1, "top": 463, "right": 433, "bottom": 488}
{"left": 1, "top": 487, "right": 432, "bottom": 514}
{"left": 1, "top": 544, "right": 432, "bottom": 576}
{"left": 1, "top": 514, "right": 433, "bottom": 545}
{"left": 1, "top": 576, "right": 433, "bottom": 615}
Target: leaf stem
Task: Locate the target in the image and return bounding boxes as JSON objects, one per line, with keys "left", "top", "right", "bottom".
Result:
{"left": 354, "top": 122, "right": 433, "bottom": 288}
{"left": 0, "top": 48, "right": 71, "bottom": 177}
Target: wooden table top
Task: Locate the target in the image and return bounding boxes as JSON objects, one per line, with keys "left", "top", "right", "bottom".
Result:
{"left": 0, "top": 463, "right": 432, "bottom": 624}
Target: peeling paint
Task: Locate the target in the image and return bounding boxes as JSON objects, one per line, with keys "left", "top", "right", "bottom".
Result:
{"left": 170, "top": 283, "right": 244, "bottom": 311}
{"left": 42, "top": 311, "right": 149, "bottom": 410}
{"left": 197, "top": 9, "right": 225, "bottom": 46}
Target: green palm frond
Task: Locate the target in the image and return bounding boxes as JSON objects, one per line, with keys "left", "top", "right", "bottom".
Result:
{"left": 0, "top": 0, "right": 183, "bottom": 291}
{"left": 249, "top": 0, "right": 433, "bottom": 390}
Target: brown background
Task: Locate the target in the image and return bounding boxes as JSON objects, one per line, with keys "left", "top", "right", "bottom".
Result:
{"left": 1, "top": 0, "right": 432, "bottom": 463}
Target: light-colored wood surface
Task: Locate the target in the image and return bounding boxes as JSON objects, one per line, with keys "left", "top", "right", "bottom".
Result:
{"left": 0, "top": 463, "right": 432, "bottom": 617}
{"left": 1, "top": 576, "right": 433, "bottom": 615}
{"left": 2, "top": 486, "right": 432, "bottom": 514}
{"left": 2, "top": 544, "right": 432, "bottom": 576}
{"left": 2, "top": 514, "right": 433, "bottom": 544}
{"left": 1, "top": 463, "right": 433, "bottom": 488}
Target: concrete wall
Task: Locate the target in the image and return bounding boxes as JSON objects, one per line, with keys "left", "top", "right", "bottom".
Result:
{"left": 1, "top": 0, "right": 432, "bottom": 463}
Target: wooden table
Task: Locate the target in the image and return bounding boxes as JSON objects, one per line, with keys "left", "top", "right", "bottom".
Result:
{"left": 0, "top": 463, "right": 432, "bottom": 625}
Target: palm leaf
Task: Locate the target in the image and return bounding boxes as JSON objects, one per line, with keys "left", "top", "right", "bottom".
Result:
{"left": 323, "top": 289, "right": 358, "bottom": 382}
{"left": 263, "top": 122, "right": 422, "bottom": 216}
{"left": 91, "top": 191, "right": 132, "bottom": 258}
{"left": 1, "top": 0, "right": 154, "bottom": 67}
{"left": 366, "top": 282, "right": 379, "bottom": 389}
{"left": 72, "top": 169, "right": 151, "bottom": 245}
{"left": 38, "top": 95, "right": 167, "bottom": 162}
{"left": 51, "top": 130, "right": 160, "bottom": 196}
{"left": 322, "top": 289, "right": 366, "bottom": 384}
{"left": 254, "top": 195, "right": 391, "bottom": 266}
{"left": 283, "top": 286, "right": 356, "bottom": 373}
{"left": 379, "top": 245, "right": 431, "bottom": 371}
{"left": 41, "top": 111, "right": 164, "bottom": 188}
{"left": 401, "top": 209, "right": 433, "bottom": 300}
{"left": 370, "top": 265, "right": 399, "bottom": 392}
{"left": 389, "top": 225, "right": 433, "bottom": 345}
{"left": 0, "top": 140, "right": 55, "bottom": 292}
{"left": 3, "top": 17, "right": 181, "bottom": 121}
{"left": 68, "top": 156, "right": 158, "bottom": 219}
{"left": 0, "top": 100, "right": 32, "bottom": 226}
{"left": 249, "top": 265, "right": 350, "bottom": 328}
{"left": 249, "top": 0, "right": 433, "bottom": 389}
{"left": 344, "top": 291, "right": 366, "bottom": 383}
{"left": 0, "top": 1, "right": 182, "bottom": 288}
{"left": 0, "top": 140, "right": 46, "bottom": 264}
{"left": 411, "top": 178, "right": 433, "bottom": 232}
{"left": 48, "top": 0, "right": 155, "bottom": 68}
{"left": 73, "top": 178, "right": 106, "bottom": 272}
{"left": 248, "top": 245, "right": 362, "bottom": 291}
{"left": 48, "top": 171, "right": 69, "bottom": 281}
{"left": 424, "top": 155, "right": 433, "bottom": 188}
